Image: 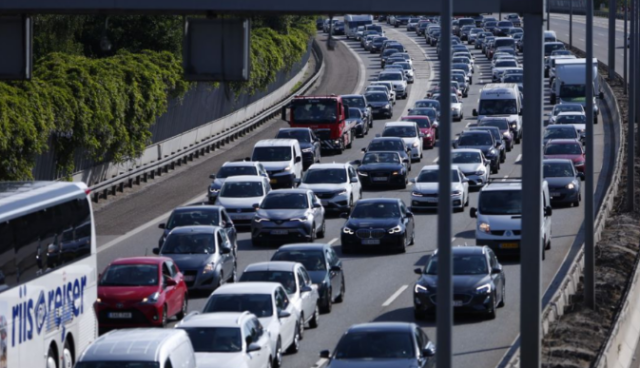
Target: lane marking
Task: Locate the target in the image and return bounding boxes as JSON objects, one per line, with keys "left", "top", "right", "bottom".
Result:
{"left": 311, "top": 358, "right": 328, "bottom": 368}
{"left": 382, "top": 285, "right": 409, "bottom": 307}
{"left": 502, "top": 175, "right": 509, "bottom": 182}
{"left": 433, "top": 157, "right": 439, "bottom": 163}
{"left": 328, "top": 237, "right": 338, "bottom": 245}
{"left": 98, "top": 192, "right": 207, "bottom": 253}
{"left": 515, "top": 154, "right": 522, "bottom": 163}
{"left": 451, "top": 237, "right": 456, "bottom": 242}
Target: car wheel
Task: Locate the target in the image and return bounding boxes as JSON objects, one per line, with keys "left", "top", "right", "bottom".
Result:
{"left": 397, "top": 234, "right": 407, "bottom": 253}
{"left": 400, "top": 177, "right": 407, "bottom": 189}
{"left": 161, "top": 304, "right": 168, "bottom": 327}
{"left": 491, "top": 165, "right": 498, "bottom": 175}
{"left": 500, "top": 153, "right": 506, "bottom": 163}
{"left": 274, "top": 338, "right": 283, "bottom": 367}
{"left": 176, "top": 295, "right": 188, "bottom": 320}
{"left": 342, "top": 244, "right": 353, "bottom": 255}
{"left": 409, "top": 230, "right": 415, "bottom": 245}
{"left": 498, "top": 283, "right": 506, "bottom": 308}
{"left": 229, "top": 262, "right": 238, "bottom": 283}
{"left": 486, "top": 295, "right": 497, "bottom": 320}
{"left": 310, "top": 224, "right": 317, "bottom": 242}
{"left": 309, "top": 304, "right": 320, "bottom": 328}
{"left": 465, "top": 194, "right": 469, "bottom": 206}
{"left": 317, "top": 220, "right": 326, "bottom": 239}
{"left": 320, "top": 288, "right": 333, "bottom": 313}
{"left": 413, "top": 308, "right": 427, "bottom": 320}
{"left": 335, "top": 276, "right": 346, "bottom": 303}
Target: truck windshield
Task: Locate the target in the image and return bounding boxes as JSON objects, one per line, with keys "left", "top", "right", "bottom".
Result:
{"left": 559, "top": 85, "right": 586, "bottom": 98}
{"left": 479, "top": 190, "right": 522, "bottom": 215}
{"left": 292, "top": 99, "right": 338, "bottom": 123}
{"left": 478, "top": 99, "right": 518, "bottom": 115}
{"left": 342, "top": 97, "right": 366, "bottom": 108}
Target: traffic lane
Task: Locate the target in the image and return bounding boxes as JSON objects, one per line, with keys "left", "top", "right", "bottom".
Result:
{"left": 313, "top": 34, "right": 362, "bottom": 96}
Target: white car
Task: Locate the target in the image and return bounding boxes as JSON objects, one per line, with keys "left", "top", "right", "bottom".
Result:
{"left": 367, "top": 83, "right": 396, "bottom": 104}
{"left": 451, "top": 149, "right": 490, "bottom": 188}
{"left": 553, "top": 111, "right": 587, "bottom": 136}
{"left": 410, "top": 165, "right": 469, "bottom": 212}
{"left": 216, "top": 175, "right": 271, "bottom": 228}
{"left": 202, "top": 282, "right": 300, "bottom": 367}
{"left": 381, "top": 122, "right": 423, "bottom": 162}
{"left": 431, "top": 93, "right": 463, "bottom": 122}
{"left": 452, "top": 69, "right": 470, "bottom": 85}
{"left": 377, "top": 71, "right": 408, "bottom": 99}
{"left": 175, "top": 312, "right": 272, "bottom": 368}
{"left": 240, "top": 262, "right": 320, "bottom": 330}
{"left": 491, "top": 54, "right": 516, "bottom": 67}
{"left": 298, "top": 163, "right": 362, "bottom": 213}
{"left": 547, "top": 103, "right": 586, "bottom": 125}
{"left": 208, "top": 161, "right": 269, "bottom": 203}
{"left": 492, "top": 59, "right": 520, "bottom": 81}
{"left": 452, "top": 51, "right": 475, "bottom": 66}
{"left": 452, "top": 56, "right": 474, "bottom": 73}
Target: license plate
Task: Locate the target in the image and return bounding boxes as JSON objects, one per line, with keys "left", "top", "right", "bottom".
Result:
{"left": 270, "top": 179, "right": 277, "bottom": 184}
{"left": 184, "top": 275, "right": 195, "bottom": 282}
{"left": 321, "top": 200, "right": 329, "bottom": 206}
{"left": 500, "top": 242, "right": 519, "bottom": 249}
{"left": 453, "top": 300, "right": 463, "bottom": 307}
{"left": 426, "top": 197, "right": 438, "bottom": 202}
{"left": 271, "top": 230, "right": 289, "bottom": 235}
{"left": 362, "top": 239, "right": 381, "bottom": 245}
{"left": 372, "top": 177, "right": 387, "bottom": 182}
{"left": 550, "top": 192, "right": 560, "bottom": 197}
{"left": 109, "top": 312, "right": 132, "bottom": 319}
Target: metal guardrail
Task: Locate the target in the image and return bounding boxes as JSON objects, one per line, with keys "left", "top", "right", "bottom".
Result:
{"left": 89, "top": 39, "right": 325, "bottom": 203}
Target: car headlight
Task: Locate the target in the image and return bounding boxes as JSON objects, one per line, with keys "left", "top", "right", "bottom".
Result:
{"left": 479, "top": 222, "right": 491, "bottom": 233}
{"left": 451, "top": 190, "right": 462, "bottom": 196}
{"left": 475, "top": 170, "right": 485, "bottom": 175}
{"left": 254, "top": 217, "right": 270, "bottom": 223}
{"left": 384, "top": 104, "right": 391, "bottom": 109}
{"left": 142, "top": 292, "right": 160, "bottom": 303}
{"left": 510, "top": 123, "right": 517, "bottom": 128}
{"left": 411, "top": 191, "right": 424, "bottom": 197}
{"left": 290, "top": 217, "right": 309, "bottom": 222}
{"left": 566, "top": 183, "right": 576, "bottom": 190}
{"left": 202, "top": 263, "right": 215, "bottom": 274}
{"left": 503, "top": 131, "right": 511, "bottom": 137}
{"left": 209, "top": 187, "right": 220, "bottom": 193}
{"left": 489, "top": 149, "right": 497, "bottom": 155}
{"left": 284, "top": 165, "right": 291, "bottom": 171}
{"left": 392, "top": 171, "right": 401, "bottom": 176}
{"left": 475, "top": 284, "right": 491, "bottom": 294}
{"left": 388, "top": 225, "right": 402, "bottom": 234}
{"left": 414, "top": 284, "right": 428, "bottom": 293}
{"left": 343, "top": 227, "right": 354, "bottom": 235}
{"left": 575, "top": 160, "right": 585, "bottom": 166}
{"left": 426, "top": 133, "right": 432, "bottom": 138}
{"left": 336, "top": 190, "right": 348, "bottom": 196}
{"left": 357, "top": 171, "right": 368, "bottom": 176}
{"left": 302, "top": 147, "right": 314, "bottom": 153}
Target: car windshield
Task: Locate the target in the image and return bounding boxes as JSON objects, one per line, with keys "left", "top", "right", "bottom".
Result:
{"left": 348, "top": 108, "right": 363, "bottom": 119}
{"left": 379, "top": 73, "right": 403, "bottom": 81}
{"left": 478, "top": 99, "right": 518, "bottom": 115}
{"left": 397, "top": 63, "right": 411, "bottom": 70}
{"left": 76, "top": 363, "right": 159, "bottom": 368}
{"left": 452, "top": 57, "right": 469, "bottom": 64}
{"left": 276, "top": 130, "right": 311, "bottom": 142}
{"left": 373, "top": 37, "right": 388, "bottom": 45}
{"left": 408, "top": 108, "right": 437, "bottom": 120}
{"left": 452, "top": 64, "right": 469, "bottom": 73}
{"left": 498, "top": 21, "right": 513, "bottom": 27}
{"left": 272, "top": 250, "right": 327, "bottom": 271}
{"left": 452, "top": 151, "right": 483, "bottom": 164}
{"left": 450, "top": 95, "right": 459, "bottom": 103}
{"left": 425, "top": 254, "right": 488, "bottom": 275}
{"left": 240, "top": 271, "right": 297, "bottom": 294}
{"left": 334, "top": 331, "right": 415, "bottom": 359}
{"left": 221, "top": 182, "right": 264, "bottom": 198}
{"left": 291, "top": 99, "right": 338, "bottom": 123}
{"left": 544, "top": 162, "right": 576, "bottom": 178}
{"left": 552, "top": 50, "right": 572, "bottom": 56}
{"left": 351, "top": 202, "right": 400, "bottom": 219}
{"left": 503, "top": 75, "right": 523, "bottom": 83}
{"left": 480, "top": 119, "right": 509, "bottom": 131}
{"left": 167, "top": 210, "right": 220, "bottom": 229}
{"left": 495, "top": 60, "right": 517, "bottom": 68}
{"left": 261, "top": 193, "right": 308, "bottom": 209}
{"left": 252, "top": 146, "right": 292, "bottom": 162}
{"left": 472, "top": 128, "right": 500, "bottom": 140}
{"left": 452, "top": 75, "right": 465, "bottom": 84}
{"left": 363, "top": 152, "right": 400, "bottom": 164}
{"left": 545, "top": 143, "right": 582, "bottom": 155}
{"left": 383, "top": 126, "right": 416, "bottom": 138}
{"left": 556, "top": 115, "right": 587, "bottom": 124}
{"left": 417, "top": 170, "right": 459, "bottom": 183}
{"left": 544, "top": 127, "right": 577, "bottom": 139}
{"left": 162, "top": 233, "right": 215, "bottom": 254}
{"left": 495, "top": 39, "right": 515, "bottom": 48}
{"left": 401, "top": 117, "right": 431, "bottom": 128}
{"left": 559, "top": 84, "right": 586, "bottom": 98}
{"left": 368, "top": 140, "right": 405, "bottom": 151}
{"left": 342, "top": 97, "right": 366, "bottom": 108}
{"left": 459, "top": 134, "right": 492, "bottom": 146}
{"left": 479, "top": 190, "right": 522, "bottom": 215}
{"left": 544, "top": 43, "right": 565, "bottom": 55}
{"left": 304, "top": 168, "right": 347, "bottom": 184}
{"left": 364, "top": 93, "right": 388, "bottom": 102}
{"left": 415, "top": 100, "right": 440, "bottom": 109}
{"left": 180, "top": 327, "right": 242, "bottom": 353}
{"left": 99, "top": 264, "right": 158, "bottom": 287}
{"left": 204, "top": 294, "right": 273, "bottom": 318}
{"left": 553, "top": 105, "right": 582, "bottom": 115}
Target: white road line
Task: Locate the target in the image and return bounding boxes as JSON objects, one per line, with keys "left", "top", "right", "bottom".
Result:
{"left": 501, "top": 175, "right": 509, "bottom": 182}
{"left": 515, "top": 154, "right": 522, "bottom": 163}
{"left": 339, "top": 40, "right": 366, "bottom": 95}
{"left": 451, "top": 237, "right": 456, "bottom": 242}
{"left": 382, "top": 285, "right": 409, "bottom": 307}
{"left": 98, "top": 192, "right": 207, "bottom": 253}
{"left": 311, "top": 358, "right": 328, "bottom": 368}
{"left": 433, "top": 157, "right": 439, "bottom": 163}
{"left": 328, "top": 238, "right": 338, "bottom": 245}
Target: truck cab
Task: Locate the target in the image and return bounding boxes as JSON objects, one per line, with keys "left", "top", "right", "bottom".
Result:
{"left": 550, "top": 58, "right": 604, "bottom": 124}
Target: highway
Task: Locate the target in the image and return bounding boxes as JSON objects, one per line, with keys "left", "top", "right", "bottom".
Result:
{"left": 93, "top": 18, "right": 620, "bottom": 368}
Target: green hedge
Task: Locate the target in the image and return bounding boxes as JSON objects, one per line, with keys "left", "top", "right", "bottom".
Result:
{"left": 0, "top": 16, "right": 315, "bottom": 181}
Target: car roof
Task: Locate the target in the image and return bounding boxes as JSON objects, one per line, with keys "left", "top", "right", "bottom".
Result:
{"left": 110, "top": 257, "right": 168, "bottom": 266}
{"left": 482, "top": 181, "right": 522, "bottom": 191}
{"left": 340, "top": 94, "right": 365, "bottom": 99}
{"left": 371, "top": 137, "right": 404, "bottom": 142}
{"left": 177, "top": 312, "right": 250, "bottom": 328}
{"left": 546, "top": 124, "right": 575, "bottom": 129}
{"left": 557, "top": 111, "right": 585, "bottom": 116}
{"left": 420, "top": 164, "right": 460, "bottom": 171}
{"left": 267, "top": 188, "right": 311, "bottom": 195}
{"left": 224, "top": 175, "right": 265, "bottom": 183}
{"left": 222, "top": 161, "right": 260, "bottom": 167}
{"left": 461, "top": 129, "right": 492, "bottom": 136}
{"left": 276, "top": 243, "right": 331, "bottom": 252}
{"left": 434, "top": 245, "right": 489, "bottom": 256}
{"left": 385, "top": 121, "right": 417, "bottom": 127}
{"left": 452, "top": 148, "right": 483, "bottom": 154}
{"left": 243, "top": 261, "right": 300, "bottom": 273}
{"left": 347, "top": 322, "right": 413, "bottom": 333}
{"left": 214, "top": 282, "right": 281, "bottom": 294}
{"left": 168, "top": 225, "right": 218, "bottom": 235}
{"left": 544, "top": 158, "right": 575, "bottom": 164}
{"left": 545, "top": 139, "right": 581, "bottom": 145}
{"left": 307, "top": 163, "right": 349, "bottom": 170}
{"left": 79, "top": 329, "right": 187, "bottom": 362}
{"left": 172, "top": 206, "right": 222, "bottom": 213}
{"left": 255, "top": 139, "right": 298, "bottom": 147}
{"left": 364, "top": 150, "right": 401, "bottom": 156}
{"left": 356, "top": 198, "right": 400, "bottom": 205}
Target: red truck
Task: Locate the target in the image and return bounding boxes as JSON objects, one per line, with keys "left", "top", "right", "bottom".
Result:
{"left": 282, "top": 95, "right": 356, "bottom": 154}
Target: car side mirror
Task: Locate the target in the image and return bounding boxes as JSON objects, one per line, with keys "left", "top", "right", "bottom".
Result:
{"left": 247, "top": 342, "right": 262, "bottom": 352}
{"left": 470, "top": 207, "right": 477, "bottom": 218}
{"left": 152, "top": 247, "right": 160, "bottom": 255}
{"left": 350, "top": 160, "right": 362, "bottom": 166}
{"left": 330, "top": 265, "right": 342, "bottom": 272}
{"left": 419, "top": 132, "right": 425, "bottom": 138}
{"left": 209, "top": 174, "right": 216, "bottom": 179}
{"left": 300, "top": 285, "right": 313, "bottom": 293}
{"left": 350, "top": 177, "right": 358, "bottom": 183}
{"left": 361, "top": 147, "right": 367, "bottom": 153}
{"left": 414, "top": 267, "right": 423, "bottom": 275}
{"left": 225, "top": 221, "right": 234, "bottom": 228}
{"left": 491, "top": 266, "right": 502, "bottom": 274}
{"left": 221, "top": 246, "right": 232, "bottom": 254}
{"left": 495, "top": 142, "right": 501, "bottom": 148}
{"left": 295, "top": 156, "right": 302, "bottom": 163}
{"left": 423, "top": 345, "right": 436, "bottom": 357}
{"left": 544, "top": 206, "right": 553, "bottom": 217}
{"left": 158, "top": 223, "right": 165, "bottom": 229}
{"left": 252, "top": 203, "right": 260, "bottom": 210}
{"left": 340, "top": 212, "right": 349, "bottom": 219}
{"left": 463, "top": 177, "right": 469, "bottom": 183}
{"left": 519, "top": 109, "right": 523, "bottom": 116}
{"left": 294, "top": 178, "right": 301, "bottom": 186}
{"left": 406, "top": 211, "right": 414, "bottom": 218}
{"left": 599, "top": 92, "right": 604, "bottom": 99}
{"left": 410, "top": 178, "right": 416, "bottom": 183}
{"left": 278, "top": 310, "right": 291, "bottom": 319}
{"left": 313, "top": 202, "right": 322, "bottom": 208}
{"left": 578, "top": 172, "right": 585, "bottom": 181}
{"left": 320, "top": 350, "right": 331, "bottom": 359}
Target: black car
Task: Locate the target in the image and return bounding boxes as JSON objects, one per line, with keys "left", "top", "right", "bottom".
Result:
{"left": 271, "top": 243, "right": 345, "bottom": 313}
{"left": 346, "top": 108, "right": 368, "bottom": 138}
{"left": 158, "top": 206, "right": 237, "bottom": 254}
{"left": 369, "top": 36, "right": 388, "bottom": 53}
{"left": 494, "top": 21, "right": 514, "bottom": 36}
{"left": 341, "top": 94, "right": 372, "bottom": 128}
{"left": 275, "top": 128, "right": 321, "bottom": 169}
{"left": 467, "top": 126, "right": 506, "bottom": 163}
{"left": 364, "top": 92, "right": 393, "bottom": 119}
{"left": 543, "top": 159, "right": 584, "bottom": 206}
{"left": 320, "top": 322, "right": 436, "bottom": 368}
{"left": 413, "top": 246, "right": 506, "bottom": 319}
{"left": 453, "top": 130, "right": 500, "bottom": 174}
{"left": 353, "top": 151, "right": 408, "bottom": 189}
{"left": 340, "top": 198, "right": 415, "bottom": 254}
{"left": 362, "top": 137, "right": 412, "bottom": 171}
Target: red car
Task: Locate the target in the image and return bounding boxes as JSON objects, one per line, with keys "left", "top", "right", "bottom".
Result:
{"left": 401, "top": 115, "right": 437, "bottom": 149}
{"left": 96, "top": 257, "right": 188, "bottom": 329}
{"left": 543, "top": 139, "right": 585, "bottom": 172}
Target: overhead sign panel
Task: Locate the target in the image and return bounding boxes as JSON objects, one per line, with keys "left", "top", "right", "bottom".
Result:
{"left": 0, "top": 16, "right": 32, "bottom": 80}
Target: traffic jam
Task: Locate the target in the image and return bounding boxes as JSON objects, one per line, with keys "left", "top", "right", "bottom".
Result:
{"left": 85, "top": 13, "right": 597, "bottom": 368}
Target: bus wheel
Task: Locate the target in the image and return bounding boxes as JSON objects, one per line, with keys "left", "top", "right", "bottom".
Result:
{"left": 47, "top": 345, "right": 58, "bottom": 368}
{"left": 62, "top": 339, "right": 74, "bottom": 368}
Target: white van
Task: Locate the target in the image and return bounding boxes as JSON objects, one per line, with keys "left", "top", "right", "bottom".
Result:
{"left": 250, "top": 139, "right": 304, "bottom": 189}
{"left": 470, "top": 180, "right": 553, "bottom": 260}
{"left": 472, "top": 83, "right": 523, "bottom": 143}
{"left": 76, "top": 329, "right": 196, "bottom": 368}
{"left": 550, "top": 58, "right": 603, "bottom": 124}
{"left": 543, "top": 30, "right": 557, "bottom": 43}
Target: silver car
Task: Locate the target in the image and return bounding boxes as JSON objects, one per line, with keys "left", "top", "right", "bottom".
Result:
{"left": 451, "top": 149, "right": 490, "bottom": 189}
{"left": 216, "top": 175, "right": 271, "bottom": 229}
{"left": 252, "top": 189, "right": 326, "bottom": 247}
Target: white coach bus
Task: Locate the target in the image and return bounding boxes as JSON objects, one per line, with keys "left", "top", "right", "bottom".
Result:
{"left": 344, "top": 14, "right": 374, "bottom": 38}
{"left": 0, "top": 181, "right": 97, "bottom": 368}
